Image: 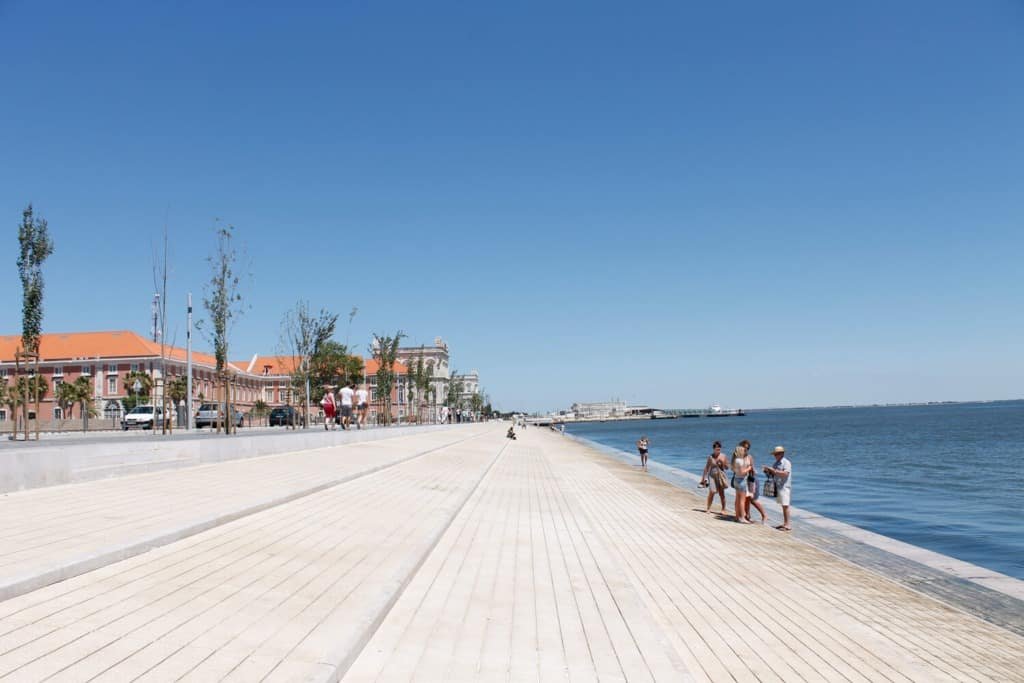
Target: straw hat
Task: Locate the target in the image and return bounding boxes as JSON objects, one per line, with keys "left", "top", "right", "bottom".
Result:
{"left": 772, "top": 446, "right": 786, "bottom": 454}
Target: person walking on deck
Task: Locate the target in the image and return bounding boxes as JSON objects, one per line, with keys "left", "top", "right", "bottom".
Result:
{"left": 338, "top": 382, "right": 355, "bottom": 430}
{"left": 741, "top": 440, "right": 768, "bottom": 524}
{"left": 636, "top": 435, "right": 650, "bottom": 472}
{"left": 731, "top": 445, "right": 751, "bottom": 523}
{"left": 320, "top": 387, "right": 337, "bottom": 430}
{"left": 356, "top": 383, "right": 369, "bottom": 429}
{"left": 700, "top": 441, "right": 729, "bottom": 514}
{"left": 765, "top": 446, "right": 792, "bottom": 530}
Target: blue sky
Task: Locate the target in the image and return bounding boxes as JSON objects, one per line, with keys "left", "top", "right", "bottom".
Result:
{"left": 1, "top": 1, "right": 1022, "bottom": 411}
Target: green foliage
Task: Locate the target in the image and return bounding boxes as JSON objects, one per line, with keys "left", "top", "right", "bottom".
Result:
{"left": 200, "top": 223, "right": 245, "bottom": 374}
{"left": 371, "top": 331, "right": 404, "bottom": 425}
{"left": 56, "top": 376, "right": 96, "bottom": 419}
{"left": 252, "top": 399, "right": 270, "bottom": 417}
{"left": 15, "top": 375, "right": 47, "bottom": 404}
{"left": 446, "top": 372, "right": 465, "bottom": 408}
{"left": 279, "top": 301, "right": 339, "bottom": 424}
{"left": 17, "top": 204, "right": 55, "bottom": 356}
{"left": 122, "top": 370, "right": 152, "bottom": 411}
{"left": 310, "top": 340, "right": 363, "bottom": 389}
{"left": 166, "top": 376, "right": 188, "bottom": 404}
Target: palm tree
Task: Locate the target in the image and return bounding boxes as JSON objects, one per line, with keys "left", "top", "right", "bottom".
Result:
{"left": 71, "top": 376, "right": 96, "bottom": 430}
{"left": 166, "top": 376, "right": 188, "bottom": 429}
{"left": 55, "top": 381, "right": 78, "bottom": 421}
{"left": 252, "top": 399, "right": 270, "bottom": 426}
{"left": 123, "top": 370, "right": 153, "bottom": 411}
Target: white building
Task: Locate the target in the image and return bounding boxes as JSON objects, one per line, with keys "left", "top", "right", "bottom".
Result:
{"left": 395, "top": 337, "right": 451, "bottom": 408}
{"left": 571, "top": 400, "right": 628, "bottom": 419}
{"left": 452, "top": 369, "right": 480, "bottom": 406}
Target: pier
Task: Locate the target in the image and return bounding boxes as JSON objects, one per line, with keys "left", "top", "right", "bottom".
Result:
{"left": 0, "top": 424, "right": 1021, "bottom": 680}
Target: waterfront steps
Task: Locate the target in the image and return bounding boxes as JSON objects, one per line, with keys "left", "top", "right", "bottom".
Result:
{"left": 0, "top": 425, "right": 1021, "bottom": 680}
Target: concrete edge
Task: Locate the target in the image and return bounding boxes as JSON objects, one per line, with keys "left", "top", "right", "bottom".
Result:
{"left": 311, "top": 439, "right": 511, "bottom": 683}
{"left": 0, "top": 429, "right": 490, "bottom": 604}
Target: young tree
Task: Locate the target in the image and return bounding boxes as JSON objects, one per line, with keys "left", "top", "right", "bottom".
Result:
{"left": 252, "top": 399, "right": 270, "bottom": 426}
{"left": 446, "top": 371, "right": 465, "bottom": 410}
{"left": 16, "top": 204, "right": 54, "bottom": 440}
{"left": 199, "top": 223, "right": 247, "bottom": 435}
{"left": 279, "top": 301, "right": 338, "bottom": 428}
{"left": 371, "top": 331, "right": 404, "bottom": 426}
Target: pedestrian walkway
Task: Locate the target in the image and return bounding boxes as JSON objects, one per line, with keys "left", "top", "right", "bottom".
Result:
{"left": 0, "top": 426, "right": 488, "bottom": 601}
{"left": 0, "top": 425, "right": 1021, "bottom": 681}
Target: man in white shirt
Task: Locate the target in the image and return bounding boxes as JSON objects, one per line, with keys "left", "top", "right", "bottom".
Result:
{"left": 765, "top": 446, "right": 793, "bottom": 531}
{"left": 338, "top": 382, "right": 355, "bottom": 430}
{"left": 355, "top": 384, "right": 369, "bottom": 429}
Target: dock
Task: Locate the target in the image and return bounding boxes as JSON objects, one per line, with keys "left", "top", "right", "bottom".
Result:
{"left": 0, "top": 424, "right": 1021, "bottom": 681}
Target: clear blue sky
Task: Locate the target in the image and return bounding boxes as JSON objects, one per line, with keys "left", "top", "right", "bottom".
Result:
{"left": 2, "top": 1, "right": 1022, "bottom": 411}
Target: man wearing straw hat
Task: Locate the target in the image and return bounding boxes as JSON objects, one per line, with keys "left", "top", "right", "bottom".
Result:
{"left": 765, "top": 446, "right": 792, "bottom": 531}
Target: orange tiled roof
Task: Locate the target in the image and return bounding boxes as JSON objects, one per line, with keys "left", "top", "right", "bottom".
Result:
{"left": 364, "top": 358, "right": 408, "bottom": 375}
{"left": 0, "top": 331, "right": 245, "bottom": 373}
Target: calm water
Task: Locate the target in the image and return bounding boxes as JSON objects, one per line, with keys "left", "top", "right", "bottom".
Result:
{"left": 565, "top": 401, "right": 1024, "bottom": 580}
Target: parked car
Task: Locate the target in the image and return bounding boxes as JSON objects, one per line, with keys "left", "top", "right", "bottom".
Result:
{"left": 122, "top": 405, "right": 168, "bottom": 430}
{"left": 269, "top": 405, "right": 304, "bottom": 427}
{"left": 194, "top": 403, "right": 244, "bottom": 428}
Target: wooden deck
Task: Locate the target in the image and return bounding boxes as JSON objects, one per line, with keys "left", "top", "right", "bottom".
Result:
{"left": 0, "top": 425, "right": 1020, "bottom": 681}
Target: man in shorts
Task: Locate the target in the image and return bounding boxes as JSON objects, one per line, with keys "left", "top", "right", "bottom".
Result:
{"left": 765, "top": 446, "right": 792, "bottom": 531}
{"left": 355, "top": 383, "right": 369, "bottom": 429}
{"left": 338, "top": 382, "right": 355, "bottom": 430}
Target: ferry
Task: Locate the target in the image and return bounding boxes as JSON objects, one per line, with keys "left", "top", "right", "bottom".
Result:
{"left": 706, "top": 403, "right": 745, "bottom": 417}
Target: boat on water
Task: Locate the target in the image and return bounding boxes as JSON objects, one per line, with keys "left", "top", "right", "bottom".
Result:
{"left": 706, "top": 403, "right": 745, "bottom": 417}
{"left": 649, "top": 410, "right": 679, "bottom": 420}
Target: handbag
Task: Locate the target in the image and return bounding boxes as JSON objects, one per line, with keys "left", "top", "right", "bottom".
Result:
{"left": 763, "top": 474, "right": 777, "bottom": 498}
{"left": 712, "top": 469, "right": 728, "bottom": 491}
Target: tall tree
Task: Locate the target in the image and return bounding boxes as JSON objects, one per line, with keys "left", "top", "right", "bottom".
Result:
{"left": 371, "top": 331, "right": 404, "bottom": 426}
{"left": 279, "top": 301, "right": 338, "bottom": 428}
{"left": 199, "top": 223, "right": 246, "bottom": 434}
{"left": 166, "top": 375, "right": 188, "bottom": 428}
{"left": 16, "top": 204, "right": 54, "bottom": 440}
{"left": 446, "top": 371, "right": 465, "bottom": 410}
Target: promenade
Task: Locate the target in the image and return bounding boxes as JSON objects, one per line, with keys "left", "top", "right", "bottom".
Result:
{"left": 0, "top": 424, "right": 1021, "bottom": 681}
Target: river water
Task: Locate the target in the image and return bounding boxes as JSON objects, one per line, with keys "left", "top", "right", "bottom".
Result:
{"left": 564, "top": 400, "right": 1024, "bottom": 580}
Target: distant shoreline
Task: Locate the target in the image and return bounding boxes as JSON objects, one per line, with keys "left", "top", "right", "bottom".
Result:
{"left": 740, "top": 398, "right": 1023, "bottom": 412}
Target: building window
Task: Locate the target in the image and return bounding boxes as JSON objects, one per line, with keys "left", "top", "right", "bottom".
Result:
{"left": 107, "top": 364, "right": 117, "bottom": 374}
{"left": 53, "top": 377, "right": 63, "bottom": 389}
{"left": 130, "top": 363, "right": 139, "bottom": 373}
{"left": 107, "top": 376, "right": 117, "bottom": 394}
{"left": 0, "top": 409, "right": 6, "bottom": 421}
{"left": 0, "top": 368, "right": 7, "bottom": 379}
{"left": 81, "top": 365, "right": 92, "bottom": 376}
{"left": 53, "top": 365, "right": 64, "bottom": 377}
{"left": 53, "top": 407, "right": 63, "bottom": 420}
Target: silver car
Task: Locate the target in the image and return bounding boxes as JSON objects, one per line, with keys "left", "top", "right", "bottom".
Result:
{"left": 194, "top": 403, "right": 244, "bottom": 428}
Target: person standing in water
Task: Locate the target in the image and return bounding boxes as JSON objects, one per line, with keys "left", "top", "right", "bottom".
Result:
{"left": 636, "top": 435, "right": 650, "bottom": 472}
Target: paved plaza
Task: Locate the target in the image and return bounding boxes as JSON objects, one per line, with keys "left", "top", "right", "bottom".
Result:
{"left": 0, "top": 425, "right": 1021, "bottom": 681}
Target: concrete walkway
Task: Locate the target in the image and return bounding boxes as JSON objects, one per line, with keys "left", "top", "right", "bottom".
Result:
{"left": 0, "top": 425, "right": 1021, "bottom": 681}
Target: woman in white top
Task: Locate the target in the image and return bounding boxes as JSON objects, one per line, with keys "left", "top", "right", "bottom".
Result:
{"left": 731, "top": 445, "right": 751, "bottom": 523}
